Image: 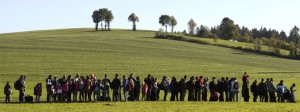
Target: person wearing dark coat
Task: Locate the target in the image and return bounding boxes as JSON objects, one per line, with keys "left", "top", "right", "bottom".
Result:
{"left": 146, "top": 74, "right": 153, "bottom": 101}
{"left": 251, "top": 80, "right": 259, "bottom": 102}
{"left": 242, "top": 72, "right": 250, "bottom": 102}
{"left": 209, "top": 77, "right": 218, "bottom": 101}
{"left": 186, "top": 76, "right": 195, "bottom": 101}
{"left": 170, "top": 77, "right": 179, "bottom": 101}
{"left": 218, "top": 77, "right": 226, "bottom": 102}
{"left": 4, "top": 82, "right": 12, "bottom": 103}
{"left": 179, "top": 78, "right": 186, "bottom": 101}
{"left": 111, "top": 74, "right": 121, "bottom": 101}
{"left": 194, "top": 77, "right": 200, "bottom": 101}
{"left": 134, "top": 76, "right": 141, "bottom": 101}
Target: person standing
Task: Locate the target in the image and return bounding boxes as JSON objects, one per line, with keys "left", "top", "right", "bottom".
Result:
{"left": 267, "top": 78, "right": 277, "bottom": 102}
{"left": 18, "top": 75, "right": 26, "bottom": 102}
{"left": 231, "top": 78, "right": 239, "bottom": 102}
{"left": 218, "top": 77, "right": 226, "bottom": 102}
{"left": 4, "top": 82, "right": 12, "bottom": 103}
{"left": 161, "top": 76, "right": 170, "bottom": 101}
{"left": 202, "top": 78, "right": 209, "bottom": 101}
{"left": 145, "top": 74, "right": 153, "bottom": 101}
{"left": 34, "top": 83, "right": 42, "bottom": 102}
{"left": 250, "top": 80, "right": 259, "bottom": 102}
{"left": 277, "top": 80, "right": 285, "bottom": 102}
{"left": 170, "top": 77, "right": 178, "bottom": 101}
{"left": 102, "top": 74, "right": 111, "bottom": 101}
{"left": 46, "top": 75, "right": 53, "bottom": 102}
{"left": 258, "top": 78, "right": 267, "bottom": 102}
{"left": 209, "top": 77, "right": 218, "bottom": 101}
{"left": 194, "top": 77, "right": 200, "bottom": 101}
{"left": 224, "top": 77, "right": 230, "bottom": 101}
{"left": 242, "top": 72, "right": 250, "bottom": 102}
{"left": 111, "top": 74, "right": 121, "bottom": 101}
{"left": 122, "top": 75, "right": 128, "bottom": 102}
{"left": 186, "top": 76, "right": 195, "bottom": 101}
{"left": 85, "top": 76, "right": 92, "bottom": 102}
{"left": 134, "top": 76, "right": 141, "bottom": 101}
{"left": 290, "top": 83, "right": 296, "bottom": 103}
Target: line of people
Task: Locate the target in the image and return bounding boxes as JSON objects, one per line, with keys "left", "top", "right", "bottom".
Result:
{"left": 4, "top": 72, "right": 296, "bottom": 103}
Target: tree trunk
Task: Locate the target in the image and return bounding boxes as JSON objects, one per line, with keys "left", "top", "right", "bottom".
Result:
{"left": 95, "top": 23, "right": 98, "bottom": 31}
{"left": 101, "top": 22, "right": 103, "bottom": 31}
{"left": 171, "top": 25, "right": 174, "bottom": 33}
{"left": 133, "top": 22, "right": 136, "bottom": 31}
{"left": 108, "top": 22, "right": 110, "bottom": 31}
{"left": 165, "top": 25, "right": 168, "bottom": 33}
{"left": 105, "top": 22, "right": 107, "bottom": 31}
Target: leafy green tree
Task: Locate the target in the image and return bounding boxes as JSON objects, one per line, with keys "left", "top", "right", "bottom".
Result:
{"left": 289, "top": 26, "right": 300, "bottom": 43}
{"left": 219, "top": 17, "right": 238, "bottom": 40}
{"left": 196, "top": 25, "right": 211, "bottom": 38}
{"left": 104, "top": 10, "right": 114, "bottom": 31}
{"left": 188, "top": 19, "right": 197, "bottom": 35}
{"left": 159, "top": 15, "right": 171, "bottom": 33}
{"left": 279, "top": 30, "right": 288, "bottom": 41}
{"left": 170, "top": 16, "right": 177, "bottom": 33}
{"left": 128, "top": 13, "right": 139, "bottom": 31}
{"left": 91, "top": 10, "right": 100, "bottom": 31}
{"left": 99, "top": 8, "right": 109, "bottom": 31}
{"left": 253, "top": 38, "right": 262, "bottom": 51}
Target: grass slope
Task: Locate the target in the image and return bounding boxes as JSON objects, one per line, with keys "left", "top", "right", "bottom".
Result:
{"left": 0, "top": 28, "right": 299, "bottom": 111}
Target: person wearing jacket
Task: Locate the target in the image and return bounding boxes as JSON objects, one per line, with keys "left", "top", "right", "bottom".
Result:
{"left": 34, "top": 83, "right": 42, "bottom": 102}
{"left": 231, "top": 78, "right": 240, "bottom": 102}
{"left": 4, "top": 82, "right": 12, "bottom": 103}
{"left": 267, "top": 78, "right": 277, "bottom": 102}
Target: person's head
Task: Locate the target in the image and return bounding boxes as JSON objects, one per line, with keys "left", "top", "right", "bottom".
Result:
{"left": 104, "top": 74, "right": 107, "bottom": 78}
{"left": 148, "top": 74, "right": 151, "bottom": 78}
{"left": 254, "top": 80, "right": 257, "bottom": 84}
{"left": 221, "top": 77, "right": 225, "bottom": 81}
{"left": 76, "top": 73, "right": 80, "bottom": 78}
{"left": 225, "top": 77, "right": 229, "bottom": 81}
{"left": 280, "top": 80, "right": 284, "bottom": 84}
{"left": 20, "top": 75, "right": 24, "bottom": 80}
{"left": 97, "top": 79, "right": 101, "bottom": 83}
{"left": 266, "top": 78, "right": 269, "bottom": 82}
{"left": 86, "top": 76, "right": 89, "bottom": 80}
{"left": 115, "top": 74, "right": 118, "bottom": 78}
{"left": 63, "top": 75, "right": 66, "bottom": 79}
{"left": 292, "top": 83, "right": 296, "bottom": 87}
{"left": 212, "top": 77, "right": 216, "bottom": 81}
{"left": 6, "top": 82, "right": 9, "bottom": 86}
{"left": 163, "top": 76, "right": 166, "bottom": 80}
{"left": 136, "top": 76, "right": 140, "bottom": 81}
{"left": 184, "top": 75, "right": 187, "bottom": 79}
{"left": 48, "top": 75, "right": 52, "bottom": 79}
{"left": 190, "top": 76, "right": 195, "bottom": 81}
{"left": 195, "top": 77, "right": 199, "bottom": 80}
{"left": 130, "top": 73, "right": 133, "bottom": 78}
{"left": 123, "top": 75, "right": 126, "bottom": 79}
{"left": 244, "top": 72, "right": 247, "bottom": 75}
{"left": 172, "top": 77, "right": 176, "bottom": 81}
{"left": 68, "top": 75, "right": 72, "bottom": 79}
{"left": 54, "top": 77, "right": 57, "bottom": 80}
{"left": 261, "top": 78, "right": 264, "bottom": 82}
{"left": 270, "top": 78, "right": 273, "bottom": 82}
{"left": 200, "top": 76, "right": 203, "bottom": 79}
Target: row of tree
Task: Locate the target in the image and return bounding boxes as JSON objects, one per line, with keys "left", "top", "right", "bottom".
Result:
{"left": 92, "top": 8, "right": 114, "bottom": 31}
{"left": 182, "top": 17, "right": 300, "bottom": 57}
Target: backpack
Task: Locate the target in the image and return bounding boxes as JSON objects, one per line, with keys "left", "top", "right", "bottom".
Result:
{"left": 14, "top": 80, "right": 21, "bottom": 90}
{"left": 34, "top": 85, "right": 38, "bottom": 95}
{"left": 233, "top": 82, "right": 239, "bottom": 89}
{"left": 126, "top": 83, "right": 132, "bottom": 92}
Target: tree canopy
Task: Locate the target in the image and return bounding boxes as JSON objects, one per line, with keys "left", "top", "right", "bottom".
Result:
{"left": 188, "top": 19, "right": 197, "bottom": 35}
{"left": 128, "top": 13, "right": 139, "bottom": 31}
{"left": 159, "top": 15, "right": 171, "bottom": 33}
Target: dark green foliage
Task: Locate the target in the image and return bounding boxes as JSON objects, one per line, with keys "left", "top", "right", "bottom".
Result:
{"left": 219, "top": 17, "right": 238, "bottom": 40}
{"left": 92, "top": 8, "right": 114, "bottom": 31}
{"left": 128, "top": 13, "right": 139, "bottom": 31}
{"left": 159, "top": 15, "right": 171, "bottom": 33}
{"left": 196, "top": 25, "right": 211, "bottom": 38}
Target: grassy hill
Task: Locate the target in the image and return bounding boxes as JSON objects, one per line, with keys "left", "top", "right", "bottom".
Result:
{"left": 0, "top": 28, "right": 299, "bottom": 111}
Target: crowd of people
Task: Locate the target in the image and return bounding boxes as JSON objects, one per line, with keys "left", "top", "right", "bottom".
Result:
{"left": 3, "top": 72, "right": 296, "bottom": 103}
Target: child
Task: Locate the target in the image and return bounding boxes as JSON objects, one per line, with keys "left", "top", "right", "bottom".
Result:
{"left": 34, "top": 83, "right": 42, "bottom": 102}
{"left": 4, "top": 82, "right": 12, "bottom": 103}
{"left": 142, "top": 81, "right": 148, "bottom": 101}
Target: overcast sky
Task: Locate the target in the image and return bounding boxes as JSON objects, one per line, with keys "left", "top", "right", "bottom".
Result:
{"left": 0, "top": 0, "right": 299, "bottom": 34}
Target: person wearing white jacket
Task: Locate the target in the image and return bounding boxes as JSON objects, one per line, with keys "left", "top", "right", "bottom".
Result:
{"left": 231, "top": 78, "right": 240, "bottom": 102}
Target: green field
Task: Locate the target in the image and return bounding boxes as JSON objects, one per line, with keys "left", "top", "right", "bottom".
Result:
{"left": 0, "top": 28, "right": 299, "bottom": 111}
